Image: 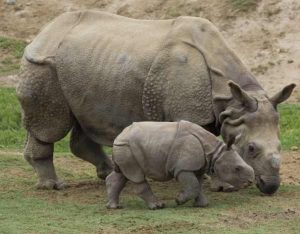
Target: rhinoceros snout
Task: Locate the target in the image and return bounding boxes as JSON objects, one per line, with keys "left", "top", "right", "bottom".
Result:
{"left": 256, "top": 175, "right": 281, "bottom": 195}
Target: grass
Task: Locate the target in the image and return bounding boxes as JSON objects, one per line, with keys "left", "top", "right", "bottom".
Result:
{"left": 231, "top": 0, "right": 259, "bottom": 12}
{"left": 279, "top": 104, "right": 300, "bottom": 150}
{"left": 0, "top": 37, "right": 27, "bottom": 75}
{"left": 0, "top": 152, "right": 299, "bottom": 234}
{"left": 0, "top": 87, "right": 299, "bottom": 152}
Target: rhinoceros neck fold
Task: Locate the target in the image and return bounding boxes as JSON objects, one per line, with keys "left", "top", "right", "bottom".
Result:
{"left": 205, "top": 141, "right": 225, "bottom": 175}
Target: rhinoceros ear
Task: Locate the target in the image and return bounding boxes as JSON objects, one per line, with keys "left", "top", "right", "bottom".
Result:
{"left": 269, "top": 83, "right": 296, "bottom": 107}
{"left": 228, "top": 81, "right": 257, "bottom": 112}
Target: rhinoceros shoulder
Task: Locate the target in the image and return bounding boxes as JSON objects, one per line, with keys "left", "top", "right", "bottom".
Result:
{"left": 143, "top": 18, "right": 215, "bottom": 125}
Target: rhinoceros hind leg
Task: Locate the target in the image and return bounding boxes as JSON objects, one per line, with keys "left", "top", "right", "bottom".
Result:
{"left": 70, "top": 122, "right": 113, "bottom": 179}
{"left": 134, "top": 181, "right": 165, "bottom": 210}
{"left": 24, "top": 133, "right": 67, "bottom": 190}
{"left": 106, "top": 171, "right": 127, "bottom": 209}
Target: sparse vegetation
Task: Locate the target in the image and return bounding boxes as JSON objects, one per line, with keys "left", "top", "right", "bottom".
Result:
{"left": 0, "top": 37, "right": 27, "bottom": 75}
{"left": 231, "top": 0, "right": 259, "bottom": 12}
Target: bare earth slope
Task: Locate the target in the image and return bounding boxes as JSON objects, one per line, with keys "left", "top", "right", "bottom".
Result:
{"left": 0, "top": 0, "right": 299, "bottom": 101}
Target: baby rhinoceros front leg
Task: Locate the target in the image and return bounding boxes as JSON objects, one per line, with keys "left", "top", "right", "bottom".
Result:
{"left": 176, "top": 172, "right": 209, "bottom": 207}
{"left": 134, "top": 181, "right": 165, "bottom": 210}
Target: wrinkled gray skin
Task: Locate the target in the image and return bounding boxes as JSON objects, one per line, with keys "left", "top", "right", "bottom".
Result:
{"left": 16, "top": 11, "right": 295, "bottom": 193}
{"left": 106, "top": 121, "right": 254, "bottom": 209}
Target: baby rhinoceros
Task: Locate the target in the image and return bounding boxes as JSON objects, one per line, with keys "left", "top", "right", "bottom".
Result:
{"left": 106, "top": 120, "right": 254, "bottom": 209}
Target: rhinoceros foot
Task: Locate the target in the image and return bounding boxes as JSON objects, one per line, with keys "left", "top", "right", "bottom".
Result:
{"left": 36, "top": 179, "right": 68, "bottom": 190}
{"left": 193, "top": 195, "right": 209, "bottom": 207}
{"left": 106, "top": 202, "right": 123, "bottom": 209}
{"left": 96, "top": 166, "right": 113, "bottom": 180}
{"left": 96, "top": 157, "right": 113, "bottom": 180}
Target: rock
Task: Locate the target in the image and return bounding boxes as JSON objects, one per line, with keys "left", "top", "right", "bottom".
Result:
{"left": 5, "top": 0, "right": 16, "bottom": 5}
{"left": 290, "top": 146, "right": 298, "bottom": 151}
{"left": 278, "top": 48, "right": 288, "bottom": 53}
{"left": 15, "top": 10, "right": 28, "bottom": 18}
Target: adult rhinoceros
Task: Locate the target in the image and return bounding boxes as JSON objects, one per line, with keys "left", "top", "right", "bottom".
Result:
{"left": 17, "top": 10, "right": 295, "bottom": 194}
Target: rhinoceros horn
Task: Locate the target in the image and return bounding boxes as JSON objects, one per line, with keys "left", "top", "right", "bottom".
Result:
{"left": 269, "top": 83, "right": 296, "bottom": 108}
{"left": 226, "top": 135, "right": 236, "bottom": 150}
{"left": 228, "top": 81, "right": 257, "bottom": 112}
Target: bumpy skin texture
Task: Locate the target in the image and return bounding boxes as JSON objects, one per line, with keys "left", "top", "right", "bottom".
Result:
{"left": 106, "top": 121, "right": 254, "bottom": 209}
{"left": 17, "top": 11, "right": 295, "bottom": 192}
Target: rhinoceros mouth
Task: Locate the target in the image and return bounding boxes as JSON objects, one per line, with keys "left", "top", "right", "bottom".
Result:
{"left": 255, "top": 175, "right": 281, "bottom": 195}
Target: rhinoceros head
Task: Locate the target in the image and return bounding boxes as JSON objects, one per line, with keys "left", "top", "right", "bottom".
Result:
{"left": 219, "top": 81, "right": 295, "bottom": 194}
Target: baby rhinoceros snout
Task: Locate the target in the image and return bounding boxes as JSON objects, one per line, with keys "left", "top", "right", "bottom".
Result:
{"left": 235, "top": 164, "right": 255, "bottom": 188}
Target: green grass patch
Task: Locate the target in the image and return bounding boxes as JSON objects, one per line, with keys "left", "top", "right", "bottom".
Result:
{"left": 0, "top": 37, "right": 27, "bottom": 75}
{"left": 0, "top": 152, "right": 299, "bottom": 233}
{"left": 279, "top": 104, "right": 300, "bottom": 150}
{"left": 231, "top": 0, "right": 259, "bottom": 12}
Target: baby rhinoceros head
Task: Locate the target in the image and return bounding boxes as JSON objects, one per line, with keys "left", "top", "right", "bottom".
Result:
{"left": 214, "top": 140, "right": 255, "bottom": 190}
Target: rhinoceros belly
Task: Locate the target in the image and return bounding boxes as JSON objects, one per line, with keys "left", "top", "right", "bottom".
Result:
{"left": 56, "top": 15, "right": 171, "bottom": 145}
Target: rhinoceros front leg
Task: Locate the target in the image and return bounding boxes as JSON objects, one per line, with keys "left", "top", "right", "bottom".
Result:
{"left": 133, "top": 181, "right": 165, "bottom": 210}
{"left": 24, "top": 133, "right": 67, "bottom": 190}
{"left": 70, "top": 123, "right": 113, "bottom": 179}
{"left": 210, "top": 174, "right": 237, "bottom": 192}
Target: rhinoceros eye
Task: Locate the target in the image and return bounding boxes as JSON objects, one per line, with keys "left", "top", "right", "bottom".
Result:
{"left": 248, "top": 143, "right": 257, "bottom": 157}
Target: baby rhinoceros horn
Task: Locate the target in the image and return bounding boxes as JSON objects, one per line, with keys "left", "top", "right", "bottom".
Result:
{"left": 226, "top": 135, "right": 236, "bottom": 150}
